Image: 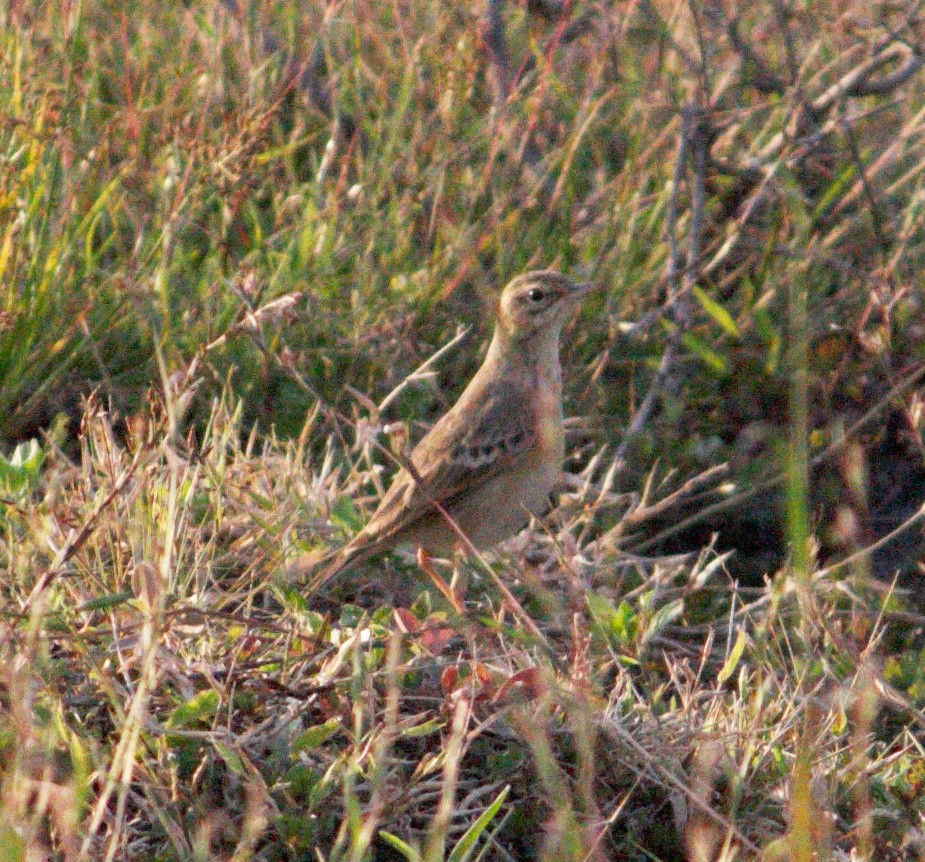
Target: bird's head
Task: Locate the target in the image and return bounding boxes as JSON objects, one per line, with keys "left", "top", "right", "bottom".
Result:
{"left": 497, "top": 270, "right": 597, "bottom": 341}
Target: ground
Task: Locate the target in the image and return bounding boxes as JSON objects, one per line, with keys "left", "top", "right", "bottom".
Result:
{"left": 1, "top": 2, "right": 925, "bottom": 860}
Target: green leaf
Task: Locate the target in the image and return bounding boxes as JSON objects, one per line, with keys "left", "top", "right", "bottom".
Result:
{"left": 644, "top": 599, "right": 684, "bottom": 642}
{"left": 682, "top": 331, "right": 730, "bottom": 375}
{"left": 166, "top": 689, "right": 219, "bottom": 730}
{"left": 378, "top": 832, "right": 422, "bottom": 861}
{"left": 399, "top": 718, "right": 444, "bottom": 738}
{"left": 214, "top": 741, "right": 246, "bottom": 776}
{"left": 693, "top": 286, "right": 740, "bottom": 338}
{"left": 292, "top": 718, "right": 342, "bottom": 752}
{"left": 610, "top": 600, "right": 640, "bottom": 644}
{"left": 718, "top": 627, "right": 748, "bottom": 684}
{"left": 0, "top": 439, "right": 45, "bottom": 492}
{"left": 330, "top": 495, "right": 364, "bottom": 532}
{"left": 9, "top": 439, "right": 43, "bottom": 474}
{"left": 65, "top": 727, "right": 92, "bottom": 813}
{"left": 586, "top": 593, "right": 639, "bottom": 647}
{"left": 754, "top": 308, "right": 781, "bottom": 373}
{"left": 276, "top": 584, "right": 309, "bottom": 614}
{"left": 447, "top": 784, "right": 510, "bottom": 862}
{"left": 77, "top": 591, "right": 134, "bottom": 612}
{"left": 811, "top": 161, "right": 858, "bottom": 221}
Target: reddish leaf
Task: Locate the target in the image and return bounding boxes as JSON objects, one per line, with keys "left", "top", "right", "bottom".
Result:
{"left": 238, "top": 634, "right": 260, "bottom": 660}
{"left": 441, "top": 665, "right": 459, "bottom": 695}
{"left": 419, "top": 626, "right": 456, "bottom": 655}
{"left": 493, "top": 667, "right": 548, "bottom": 703}
{"left": 473, "top": 662, "right": 492, "bottom": 686}
{"left": 393, "top": 607, "right": 420, "bottom": 633}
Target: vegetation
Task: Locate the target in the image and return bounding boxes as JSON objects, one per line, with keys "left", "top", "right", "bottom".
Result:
{"left": 1, "top": 1, "right": 924, "bottom": 859}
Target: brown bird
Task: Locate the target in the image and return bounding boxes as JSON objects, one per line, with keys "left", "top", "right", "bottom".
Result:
{"left": 307, "top": 270, "right": 597, "bottom": 590}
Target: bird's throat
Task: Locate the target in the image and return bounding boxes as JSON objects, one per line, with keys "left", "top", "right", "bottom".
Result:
{"left": 488, "top": 326, "right": 564, "bottom": 456}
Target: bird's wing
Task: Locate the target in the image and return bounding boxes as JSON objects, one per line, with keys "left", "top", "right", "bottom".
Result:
{"left": 301, "top": 385, "right": 536, "bottom": 592}
{"left": 358, "top": 386, "right": 536, "bottom": 547}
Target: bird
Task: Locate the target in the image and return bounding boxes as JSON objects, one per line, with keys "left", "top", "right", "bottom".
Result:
{"left": 305, "top": 270, "right": 598, "bottom": 591}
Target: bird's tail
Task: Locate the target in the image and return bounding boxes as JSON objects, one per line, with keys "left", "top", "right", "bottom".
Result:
{"left": 287, "top": 540, "right": 373, "bottom": 594}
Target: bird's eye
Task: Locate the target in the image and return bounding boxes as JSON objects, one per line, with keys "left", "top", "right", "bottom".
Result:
{"left": 527, "top": 288, "right": 545, "bottom": 303}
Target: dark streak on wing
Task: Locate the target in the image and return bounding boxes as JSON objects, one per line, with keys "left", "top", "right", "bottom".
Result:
{"left": 359, "top": 389, "right": 536, "bottom": 546}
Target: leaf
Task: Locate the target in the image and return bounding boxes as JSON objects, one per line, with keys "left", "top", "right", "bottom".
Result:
{"left": 276, "top": 584, "right": 308, "bottom": 613}
{"left": 292, "top": 718, "right": 342, "bottom": 752}
{"left": 586, "top": 591, "right": 616, "bottom": 626}
{"left": 693, "top": 286, "right": 740, "bottom": 338}
{"left": 0, "top": 228, "right": 14, "bottom": 284}
{"left": 394, "top": 607, "right": 420, "bottom": 633}
{"left": 0, "top": 439, "right": 44, "bottom": 492}
{"left": 77, "top": 591, "right": 134, "bottom": 612}
{"left": 493, "top": 667, "right": 548, "bottom": 703}
{"left": 214, "top": 741, "right": 246, "bottom": 776}
{"left": 447, "top": 784, "right": 510, "bottom": 862}
{"left": 378, "top": 832, "right": 422, "bottom": 861}
{"left": 472, "top": 662, "right": 493, "bottom": 687}
{"left": 717, "top": 627, "right": 748, "bottom": 684}
{"left": 166, "top": 689, "right": 219, "bottom": 730}
{"left": 682, "top": 331, "right": 730, "bottom": 376}
{"left": 754, "top": 307, "right": 781, "bottom": 374}
{"left": 644, "top": 599, "right": 684, "bottom": 642}
{"left": 610, "top": 600, "right": 640, "bottom": 645}
{"left": 441, "top": 665, "right": 459, "bottom": 694}
{"left": 587, "top": 593, "right": 640, "bottom": 648}
{"left": 811, "top": 161, "right": 857, "bottom": 221}
{"left": 9, "top": 439, "right": 43, "bottom": 474}
{"left": 418, "top": 625, "right": 456, "bottom": 655}
{"left": 399, "top": 718, "right": 444, "bottom": 738}
{"left": 330, "top": 495, "right": 364, "bottom": 532}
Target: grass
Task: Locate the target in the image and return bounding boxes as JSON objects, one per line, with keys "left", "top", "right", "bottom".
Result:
{"left": 2, "top": 0, "right": 925, "bottom": 859}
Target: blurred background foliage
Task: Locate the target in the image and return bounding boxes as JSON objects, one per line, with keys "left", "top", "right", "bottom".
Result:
{"left": 2, "top": 0, "right": 924, "bottom": 579}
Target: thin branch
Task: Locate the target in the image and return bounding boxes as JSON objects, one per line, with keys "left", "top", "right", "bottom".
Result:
{"left": 815, "top": 501, "right": 925, "bottom": 579}
{"left": 811, "top": 42, "right": 922, "bottom": 114}
{"left": 597, "top": 718, "right": 762, "bottom": 856}
{"left": 725, "top": 15, "right": 787, "bottom": 94}
{"left": 378, "top": 325, "right": 471, "bottom": 417}
{"left": 773, "top": 0, "right": 800, "bottom": 86}
{"left": 845, "top": 45, "right": 925, "bottom": 98}
{"left": 483, "top": 0, "right": 512, "bottom": 106}
{"left": 836, "top": 107, "right": 891, "bottom": 264}
{"left": 614, "top": 103, "right": 708, "bottom": 467}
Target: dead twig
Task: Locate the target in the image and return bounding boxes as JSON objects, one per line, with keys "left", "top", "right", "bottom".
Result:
{"left": 614, "top": 102, "right": 708, "bottom": 468}
{"left": 726, "top": 14, "right": 787, "bottom": 95}
{"left": 21, "top": 447, "right": 145, "bottom": 616}
{"left": 378, "top": 325, "right": 471, "bottom": 417}
{"left": 815, "top": 500, "right": 925, "bottom": 579}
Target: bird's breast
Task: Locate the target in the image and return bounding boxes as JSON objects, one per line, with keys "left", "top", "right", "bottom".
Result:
{"left": 533, "top": 370, "right": 564, "bottom": 463}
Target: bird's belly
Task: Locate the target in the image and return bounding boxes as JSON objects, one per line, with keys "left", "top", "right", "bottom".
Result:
{"left": 395, "top": 457, "right": 560, "bottom": 556}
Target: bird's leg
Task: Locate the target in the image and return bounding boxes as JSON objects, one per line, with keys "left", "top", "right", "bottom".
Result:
{"left": 416, "top": 548, "right": 465, "bottom": 614}
{"left": 449, "top": 549, "right": 469, "bottom": 602}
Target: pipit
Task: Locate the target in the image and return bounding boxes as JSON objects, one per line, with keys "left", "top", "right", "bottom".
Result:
{"left": 309, "top": 270, "right": 596, "bottom": 589}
